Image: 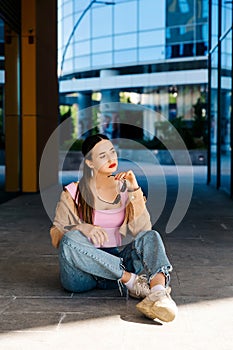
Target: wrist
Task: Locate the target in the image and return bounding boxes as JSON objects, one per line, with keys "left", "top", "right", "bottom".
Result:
{"left": 127, "top": 186, "right": 140, "bottom": 192}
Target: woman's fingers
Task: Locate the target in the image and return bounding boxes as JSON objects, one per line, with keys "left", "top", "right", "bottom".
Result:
{"left": 114, "top": 170, "right": 138, "bottom": 188}
{"left": 115, "top": 170, "right": 134, "bottom": 180}
{"left": 90, "top": 227, "right": 109, "bottom": 246}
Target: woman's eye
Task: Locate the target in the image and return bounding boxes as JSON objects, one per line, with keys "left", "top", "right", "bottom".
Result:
{"left": 99, "top": 155, "right": 106, "bottom": 159}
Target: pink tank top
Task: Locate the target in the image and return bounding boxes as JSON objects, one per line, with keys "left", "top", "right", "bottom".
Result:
{"left": 65, "top": 182, "right": 128, "bottom": 248}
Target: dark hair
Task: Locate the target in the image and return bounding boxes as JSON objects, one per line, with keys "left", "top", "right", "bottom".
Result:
{"left": 81, "top": 133, "right": 109, "bottom": 157}
{"left": 75, "top": 133, "right": 110, "bottom": 224}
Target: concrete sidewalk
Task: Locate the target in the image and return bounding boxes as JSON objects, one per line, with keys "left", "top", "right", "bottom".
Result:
{"left": 0, "top": 166, "right": 232, "bottom": 350}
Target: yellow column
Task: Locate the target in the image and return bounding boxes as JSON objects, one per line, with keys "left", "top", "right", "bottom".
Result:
{"left": 21, "top": 0, "right": 37, "bottom": 192}
{"left": 4, "top": 26, "right": 20, "bottom": 192}
{"left": 21, "top": 0, "right": 58, "bottom": 192}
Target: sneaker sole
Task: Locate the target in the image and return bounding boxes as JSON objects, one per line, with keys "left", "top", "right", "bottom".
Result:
{"left": 136, "top": 301, "right": 177, "bottom": 322}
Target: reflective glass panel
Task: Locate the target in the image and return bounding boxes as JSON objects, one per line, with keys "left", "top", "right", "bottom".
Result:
{"left": 220, "top": 31, "right": 232, "bottom": 194}
{"left": 166, "top": 25, "right": 194, "bottom": 44}
{"left": 196, "top": 23, "right": 208, "bottom": 41}
{"left": 64, "top": 42, "right": 73, "bottom": 60}
{"left": 92, "top": 37, "right": 112, "bottom": 53}
{"left": 74, "top": 55, "right": 91, "bottom": 70}
{"left": 139, "top": 46, "right": 165, "bottom": 61}
{"left": 63, "top": 1, "right": 73, "bottom": 17}
{"left": 63, "top": 58, "right": 73, "bottom": 74}
{"left": 222, "top": 39, "right": 232, "bottom": 70}
{"left": 74, "top": 40, "right": 90, "bottom": 56}
{"left": 222, "top": 1, "right": 232, "bottom": 33}
{"left": 74, "top": 0, "right": 90, "bottom": 12}
{"left": 114, "top": 1, "right": 137, "bottom": 34}
{"left": 211, "top": 1, "right": 218, "bottom": 48}
{"left": 210, "top": 49, "right": 218, "bottom": 187}
{"left": 62, "top": 15, "right": 74, "bottom": 46}
{"left": 114, "top": 49, "right": 137, "bottom": 65}
{"left": 139, "top": 30, "right": 165, "bottom": 47}
{"left": 114, "top": 33, "right": 137, "bottom": 50}
{"left": 91, "top": 6, "right": 113, "bottom": 38}
{"left": 92, "top": 52, "right": 112, "bottom": 67}
{"left": 139, "top": 0, "right": 165, "bottom": 31}
{"left": 73, "top": 11, "right": 90, "bottom": 41}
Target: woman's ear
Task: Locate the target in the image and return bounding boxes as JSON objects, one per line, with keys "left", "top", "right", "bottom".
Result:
{"left": 85, "top": 159, "right": 93, "bottom": 169}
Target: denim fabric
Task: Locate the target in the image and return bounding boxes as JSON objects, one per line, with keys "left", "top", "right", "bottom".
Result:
{"left": 59, "top": 230, "right": 172, "bottom": 293}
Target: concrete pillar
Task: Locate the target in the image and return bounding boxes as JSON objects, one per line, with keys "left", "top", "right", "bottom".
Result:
{"left": 21, "top": 0, "right": 58, "bottom": 192}
{"left": 4, "top": 26, "right": 20, "bottom": 191}
{"left": 99, "top": 70, "right": 120, "bottom": 139}
{"left": 78, "top": 92, "right": 93, "bottom": 136}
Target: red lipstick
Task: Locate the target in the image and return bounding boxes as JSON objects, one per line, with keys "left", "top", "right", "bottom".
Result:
{"left": 109, "top": 163, "right": 116, "bottom": 168}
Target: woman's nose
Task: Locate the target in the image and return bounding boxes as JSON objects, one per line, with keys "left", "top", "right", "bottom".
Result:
{"left": 107, "top": 153, "right": 114, "bottom": 161}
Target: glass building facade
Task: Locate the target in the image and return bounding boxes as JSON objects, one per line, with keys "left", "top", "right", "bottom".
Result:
{"left": 58, "top": 0, "right": 208, "bottom": 131}
{"left": 58, "top": 0, "right": 208, "bottom": 73}
{"left": 208, "top": 0, "right": 233, "bottom": 198}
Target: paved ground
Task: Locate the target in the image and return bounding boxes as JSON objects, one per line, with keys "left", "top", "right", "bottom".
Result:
{"left": 0, "top": 165, "right": 232, "bottom": 350}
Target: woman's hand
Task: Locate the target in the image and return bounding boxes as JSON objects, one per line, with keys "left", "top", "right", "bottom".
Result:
{"left": 85, "top": 225, "right": 109, "bottom": 246}
{"left": 114, "top": 170, "right": 139, "bottom": 191}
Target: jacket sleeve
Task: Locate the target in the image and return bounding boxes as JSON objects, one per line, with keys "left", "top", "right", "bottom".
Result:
{"left": 50, "top": 190, "right": 82, "bottom": 248}
{"left": 120, "top": 187, "right": 152, "bottom": 237}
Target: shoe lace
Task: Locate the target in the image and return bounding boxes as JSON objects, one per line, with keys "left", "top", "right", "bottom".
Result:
{"left": 149, "top": 286, "right": 172, "bottom": 301}
{"left": 134, "top": 275, "right": 149, "bottom": 296}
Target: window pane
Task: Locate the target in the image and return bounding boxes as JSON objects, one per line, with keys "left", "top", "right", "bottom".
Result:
{"left": 196, "top": 23, "right": 208, "bottom": 41}
{"left": 73, "top": 11, "right": 90, "bottom": 41}
{"left": 211, "top": 3, "right": 218, "bottom": 47}
{"left": 220, "top": 85, "right": 232, "bottom": 193}
{"left": 220, "top": 87, "right": 231, "bottom": 149}
{"left": 222, "top": 33, "right": 232, "bottom": 69}
{"left": 92, "top": 52, "right": 112, "bottom": 67}
{"left": 114, "top": 49, "right": 137, "bottom": 65}
{"left": 198, "top": 0, "right": 208, "bottom": 19}
{"left": 74, "top": 55, "right": 91, "bottom": 71}
{"left": 139, "top": 30, "right": 165, "bottom": 47}
{"left": 210, "top": 50, "right": 218, "bottom": 187}
{"left": 139, "top": 0, "right": 165, "bottom": 30}
{"left": 64, "top": 43, "right": 73, "bottom": 60}
{"left": 92, "top": 37, "right": 112, "bottom": 53}
{"left": 74, "top": 0, "right": 90, "bottom": 12}
{"left": 167, "top": 0, "right": 194, "bottom": 27}
{"left": 222, "top": 2, "right": 232, "bottom": 33}
{"left": 62, "top": 15, "right": 74, "bottom": 47}
{"left": 74, "top": 40, "right": 90, "bottom": 56}
{"left": 139, "top": 46, "right": 165, "bottom": 61}
{"left": 63, "top": 1, "right": 73, "bottom": 17}
{"left": 63, "top": 58, "right": 73, "bottom": 74}
{"left": 114, "top": 33, "right": 137, "bottom": 50}
{"left": 166, "top": 25, "right": 194, "bottom": 44}
{"left": 178, "top": 0, "right": 190, "bottom": 13}
{"left": 114, "top": 1, "right": 137, "bottom": 34}
{"left": 92, "top": 6, "right": 113, "bottom": 38}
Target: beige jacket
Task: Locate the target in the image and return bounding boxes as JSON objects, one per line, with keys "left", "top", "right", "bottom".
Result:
{"left": 50, "top": 184, "right": 152, "bottom": 249}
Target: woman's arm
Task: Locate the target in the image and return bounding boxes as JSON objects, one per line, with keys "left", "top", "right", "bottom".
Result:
{"left": 50, "top": 190, "right": 108, "bottom": 248}
{"left": 126, "top": 187, "right": 152, "bottom": 235}
{"left": 115, "top": 170, "right": 152, "bottom": 237}
{"left": 50, "top": 190, "right": 79, "bottom": 248}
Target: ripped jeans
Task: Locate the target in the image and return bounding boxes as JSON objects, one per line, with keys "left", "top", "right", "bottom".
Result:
{"left": 59, "top": 230, "right": 172, "bottom": 293}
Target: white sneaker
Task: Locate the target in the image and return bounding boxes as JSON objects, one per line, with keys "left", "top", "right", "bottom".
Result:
{"left": 136, "top": 287, "right": 178, "bottom": 322}
{"left": 128, "top": 275, "right": 150, "bottom": 299}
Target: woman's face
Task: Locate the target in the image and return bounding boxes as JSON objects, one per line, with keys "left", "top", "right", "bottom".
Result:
{"left": 87, "top": 139, "right": 118, "bottom": 175}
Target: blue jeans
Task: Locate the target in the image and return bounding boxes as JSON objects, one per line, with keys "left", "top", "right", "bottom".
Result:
{"left": 59, "top": 230, "right": 172, "bottom": 293}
